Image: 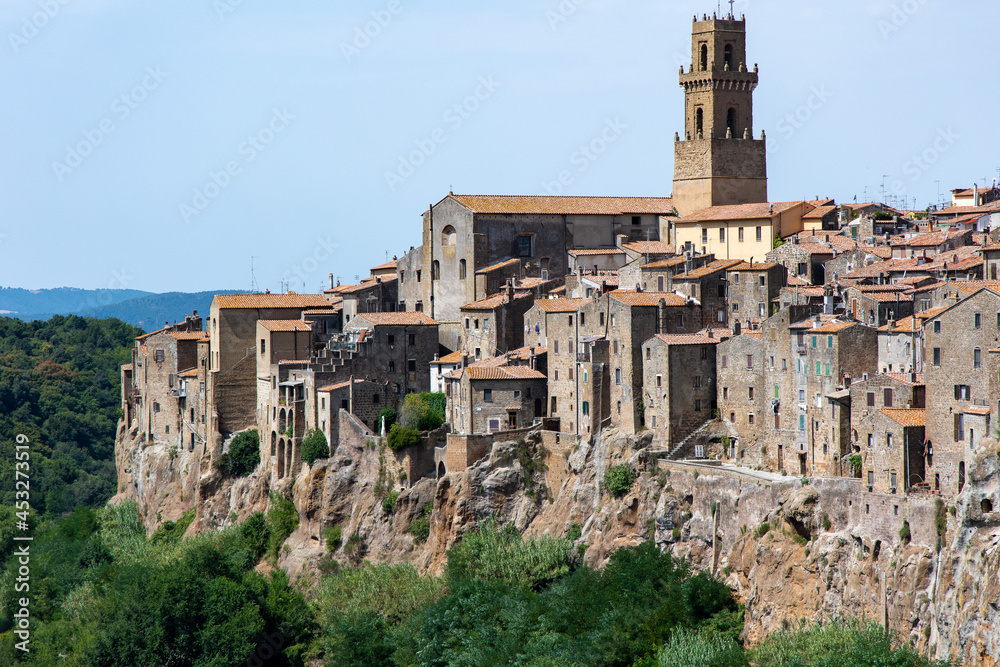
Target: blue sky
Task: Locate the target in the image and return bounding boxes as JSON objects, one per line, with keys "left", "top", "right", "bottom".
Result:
{"left": 1, "top": 0, "right": 997, "bottom": 293}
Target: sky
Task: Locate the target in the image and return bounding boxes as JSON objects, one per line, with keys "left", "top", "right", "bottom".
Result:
{"left": 1, "top": 0, "right": 998, "bottom": 294}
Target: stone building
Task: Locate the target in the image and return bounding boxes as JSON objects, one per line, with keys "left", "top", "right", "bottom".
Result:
{"left": 523, "top": 298, "right": 593, "bottom": 351}
{"left": 677, "top": 202, "right": 814, "bottom": 263}
{"left": 923, "top": 287, "right": 1000, "bottom": 496}
{"left": 843, "top": 286, "right": 914, "bottom": 327}
{"left": 341, "top": 312, "right": 440, "bottom": 394}
{"left": 672, "top": 12, "right": 767, "bottom": 216}
{"left": 255, "top": 320, "right": 313, "bottom": 426}
{"left": 671, "top": 258, "right": 743, "bottom": 329}
{"left": 617, "top": 253, "right": 714, "bottom": 294}
{"left": 395, "top": 194, "right": 676, "bottom": 351}
{"left": 339, "top": 277, "right": 399, "bottom": 326}
{"left": 877, "top": 308, "right": 947, "bottom": 374}
{"left": 445, "top": 364, "right": 547, "bottom": 435}
{"left": 641, "top": 332, "right": 722, "bottom": 447}
{"left": 791, "top": 317, "right": 879, "bottom": 477}
{"left": 725, "top": 261, "right": 787, "bottom": 330}
{"left": 856, "top": 409, "right": 926, "bottom": 494}
{"left": 459, "top": 288, "right": 534, "bottom": 361}
{"left": 716, "top": 332, "right": 764, "bottom": 460}
{"left": 317, "top": 378, "right": 399, "bottom": 448}
{"left": 766, "top": 237, "right": 835, "bottom": 285}
{"left": 430, "top": 351, "right": 463, "bottom": 394}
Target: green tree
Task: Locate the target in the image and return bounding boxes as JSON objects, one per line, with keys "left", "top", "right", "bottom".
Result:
{"left": 227, "top": 429, "right": 261, "bottom": 477}
{"left": 301, "top": 429, "right": 330, "bottom": 467}
{"left": 604, "top": 464, "right": 636, "bottom": 498}
{"left": 400, "top": 392, "right": 445, "bottom": 431}
{"left": 387, "top": 423, "right": 421, "bottom": 451}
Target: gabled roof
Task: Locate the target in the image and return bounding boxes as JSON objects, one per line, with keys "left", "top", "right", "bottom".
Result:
{"left": 728, "top": 261, "right": 779, "bottom": 272}
{"left": 338, "top": 278, "right": 397, "bottom": 295}
{"left": 355, "top": 312, "right": 438, "bottom": 326}
{"left": 680, "top": 201, "right": 803, "bottom": 222}
{"left": 370, "top": 259, "right": 398, "bottom": 271}
{"left": 621, "top": 241, "right": 676, "bottom": 255}
{"left": 476, "top": 258, "right": 520, "bottom": 274}
{"left": 257, "top": 320, "right": 312, "bottom": 332}
{"left": 675, "top": 259, "right": 743, "bottom": 279}
{"left": 213, "top": 293, "right": 330, "bottom": 310}
{"left": 568, "top": 248, "right": 625, "bottom": 257}
{"left": 651, "top": 333, "right": 722, "bottom": 346}
{"left": 461, "top": 292, "right": 531, "bottom": 311}
{"left": 879, "top": 307, "right": 948, "bottom": 332}
{"left": 167, "top": 331, "right": 210, "bottom": 341}
{"left": 431, "top": 351, "right": 464, "bottom": 365}
{"left": 609, "top": 291, "right": 688, "bottom": 307}
{"left": 879, "top": 409, "right": 925, "bottom": 427}
{"left": 448, "top": 194, "right": 675, "bottom": 215}
{"left": 802, "top": 205, "right": 837, "bottom": 220}
{"left": 533, "top": 298, "right": 592, "bottom": 313}
{"left": 465, "top": 366, "right": 547, "bottom": 381}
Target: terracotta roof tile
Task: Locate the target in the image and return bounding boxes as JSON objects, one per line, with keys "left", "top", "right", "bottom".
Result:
{"left": 651, "top": 333, "right": 723, "bottom": 346}
{"left": 680, "top": 201, "right": 803, "bottom": 222}
{"left": 534, "top": 298, "right": 592, "bottom": 313}
{"left": 432, "top": 351, "right": 464, "bottom": 364}
{"left": 338, "top": 278, "right": 397, "bottom": 295}
{"left": 568, "top": 248, "right": 626, "bottom": 256}
{"left": 879, "top": 409, "right": 925, "bottom": 427}
{"left": 643, "top": 256, "right": 689, "bottom": 269}
{"left": 677, "top": 259, "right": 743, "bottom": 279}
{"left": 370, "top": 259, "right": 398, "bottom": 271}
{"left": 167, "top": 331, "right": 210, "bottom": 341}
{"left": 449, "top": 194, "right": 675, "bottom": 215}
{"left": 213, "top": 293, "right": 330, "bottom": 310}
{"left": 802, "top": 205, "right": 838, "bottom": 219}
{"left": 621, "top": 241, "right": 676, "bottom": 255}
{"left": 609, "top": 291, "right": 688, "bottom": 307}
{"left": 728, "top": 261, "right": 779, "bottom": 272}
{"left": 466, "top": 366, "right": 547, "bottom": 381}
{"left": 476, "top": 258, "right": 521, "bottom": 274}
{"left": 121, "top": 363, "right": 133, "bottom": 371}
{"left": 461, "top": 292, "right": 531, "bottom": 311}
{"left": 882, "top": 372, "right": 924, "bottom": 386}
{"left": 257, "top": 320, "right": 312, "bottom": 332}
{"left": 355, "top": 312, "right": 438, "bottom": 326}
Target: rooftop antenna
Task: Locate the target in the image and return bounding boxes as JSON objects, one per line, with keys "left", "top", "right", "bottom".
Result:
{"left": 729, "top": 0, "right": 735, "bottom": 17}
{"left": 251, "top": 256, "right": 259, "bottom": 293}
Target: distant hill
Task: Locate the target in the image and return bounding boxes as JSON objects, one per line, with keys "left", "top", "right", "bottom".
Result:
{"left": 0, "top": 287, "right": 152, "bottom": 317}
{"left": 1, "top": 287, "right": 247, "bottom": 332}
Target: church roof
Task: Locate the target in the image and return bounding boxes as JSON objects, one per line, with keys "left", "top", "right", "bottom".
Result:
{"left": 448, "top": 194, "right": 675, "bottom": 216}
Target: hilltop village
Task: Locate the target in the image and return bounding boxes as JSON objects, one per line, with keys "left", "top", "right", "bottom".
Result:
{"left": 123, "top": 13, "right": 1000, "bottom": 527}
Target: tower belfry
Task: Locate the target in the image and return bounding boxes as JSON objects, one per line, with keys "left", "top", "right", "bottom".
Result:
{"left": 672, "top": 13, "right": 768, "bottom": 216}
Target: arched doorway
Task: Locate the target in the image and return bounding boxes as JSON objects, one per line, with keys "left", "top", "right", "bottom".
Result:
{"left": 277, "top": 440, "right": 285, "bottom": 479}
{"left": 438, "top": 461, "right": 446, "bottom": 477}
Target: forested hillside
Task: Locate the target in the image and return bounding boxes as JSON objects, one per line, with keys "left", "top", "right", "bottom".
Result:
{"left": 0, "top": 315, "right": 142, "bottom": 518}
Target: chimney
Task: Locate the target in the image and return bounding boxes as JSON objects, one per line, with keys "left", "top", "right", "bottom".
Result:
{"left": 462, "top": 355, "right": 469, "bottom": 368}
{"left": 329, "top": 273, "right": 334, "bottom": 290}
{"left": 658, "top": 298, "right": 668, "bottom": 333}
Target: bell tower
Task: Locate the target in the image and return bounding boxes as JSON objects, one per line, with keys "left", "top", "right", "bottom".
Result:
{"left": 672, "top": 12, "right": 768, "bottom": 216}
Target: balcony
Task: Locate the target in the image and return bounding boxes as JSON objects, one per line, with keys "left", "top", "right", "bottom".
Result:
{"left": 576, "top": 352, "right": 591, "bottom": 363}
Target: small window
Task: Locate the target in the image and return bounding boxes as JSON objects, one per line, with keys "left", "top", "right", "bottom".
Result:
{"left": 694, "top": 399, "right": 702, "bottom": 412}
{"left": 827, "top": 335, "right": 833, "bottom": 348}
{"left": 373, "top": 394, "right": 380, "bottom": 405}
{"left": 694, "top": 376, "right": 702, "bottom": 388}
{"left": 408, "top": 334, "right": 415, "bottom": 345}
{"left": 746, "top": 354, "right": 753, "bottom": 369}
{"left": 388, "top": 361, "right": 395, "bottom": 372}
{"left": 387, "top": 334, "right": 395, "bottom": 346}
{"left": 721, "top": 355, "right": 728, "bottom": 369}
{"left": 517, "top": 236, "right": 533, "bottom": 257}
{"left": 748, "top": 413, "right": 754, "bottom": 424}
{"left": 720, "top": 227, "right": 726, "bottom": 242}
{"left": 748, "top": 387, "right": 754, "bottom": 400}
{"left": 646, "top": 348, "right": 651, "bottom": 360}
{"left": 884, "top": 388, "right": 893, "bottom": 407}
{"left": 974, "top": 348, "right": 982, "bottom": 368}
{"left": 933, "top": 348, "right": 941, "bottom": 365}
{"left": 702, "top": 347, "right": 709, "bottom": 360}
{"left": 934, "top": 321, "right": 941, "bottom": 333}
{"left": 554, "top": 340, "right": 559, "bottom": 354}
{"left": 484, "top": 389, "right": 493, "bottom": 402}
{"left": 756, "top": 226, "right": 762, "bottom": 242}
{"left": 154, "top": 349, "right": 165, "bottom": 362}
{"left": 615, "top": 368, "right": 622, "bottom": 385}
{"left": 260, "top": 339, "right": 266, "bottom": 354}
{"left": 632, "top": 215, "right": 641, "bottom": 225}
{"left": 582, "top": 401, "right": 590, "bottom": 415}
{"left": 975, "top": 313, "right": 982, "bottom": 329}
{"left": 738, "top": 227, "right": 744, "bottom": 242}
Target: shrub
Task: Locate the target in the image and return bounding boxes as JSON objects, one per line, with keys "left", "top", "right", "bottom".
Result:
{"left": 266, "top": 492, "right": 299, "bottom": 563}
{"left": 301, "top": 429, "right": 330, "bottom": 467}
{"left": 604, "top": 464, "right": 636, "bottom": 498}
{"left": 239, "top": 511, "right": 269, "bottom": 564}
{"left": 755, "top": 522, "right": 771, "bottom": 538}
{"left": 382, "top": 491, "right": 399, "bottom": 514}
{"left": 446, "top": 521, "right": 574, "bottom": 589}
{"left": 822, "top": 515, "right": 832, "bottom": 531}
{"left": 400, "top": 393, "right": 445, "bottom": 431}
{"left": 408, "top": 506, "right": 433, "bottom": 544}
{"left": 388, "top": 423, "right": 421, "bottom": 451}
{"left": 227, "top": 429, "right": 260, "bottom": 477}
{"left": 650, "top": 628, "right": 749, "bottom": 667}
{"left": 324, "top": 525, "right": 343, "bottom": 551}
{"left": 149, "top": 509, "right": 196, "bottom": 546}
{"left": 566, "top": 522, "right": 582, "bottom": 542}
{"left": 899, "top": 521, "right": 911, "bottom": 545}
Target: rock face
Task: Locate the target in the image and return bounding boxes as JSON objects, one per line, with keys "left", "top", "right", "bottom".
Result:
{"left": 114, "top": 420, "right": 1000, "bottom": 663}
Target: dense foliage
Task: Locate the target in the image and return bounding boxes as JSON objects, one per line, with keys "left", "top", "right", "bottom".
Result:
{"left": 0, "top": 315, "right": 142, "bottom": 516}
{"left": 400, "top": 392, "right": 445, "bottom": 431}
{"left": 301, "top": 429, "right": 330, "bottom": 467}
{"left": 387, "top": 423, "right": 421, "bottom": 452}
{"left": 604, "top": 464, "right": 637, "bottom": 498}
{"left": 0, "top": 502, "right": 312, "bottom": 665}
{"left": 0, "top": 509, "right": 953, "bottom": 666}
{"left": 216, "top": 428, "right": 261, "bottom": 477}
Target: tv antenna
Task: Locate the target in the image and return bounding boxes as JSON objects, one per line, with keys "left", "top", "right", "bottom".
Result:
{"left": 251, "top": 257, "right": 260, "bottom": 293}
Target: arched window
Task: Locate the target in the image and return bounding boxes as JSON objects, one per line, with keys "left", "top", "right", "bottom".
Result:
{"left": 727, "top": 108, "right": 737, "bottom": 137}
{"left": 432, "top": 260, "right": 441, "bottom": 280}
{"left": 459, "top": 259, "right": 467, "bottom": 280}
{"left": 700, "top": 44, "right": 708, "bottom": 71}
{"left": 441, "top": 225, "right": 457, "bottom": 246}
{"left": 724, "top": 44, "right": 733, "bottom": 70}
{"left": 695, "top": 108, "right": 704, "bottom": 138}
